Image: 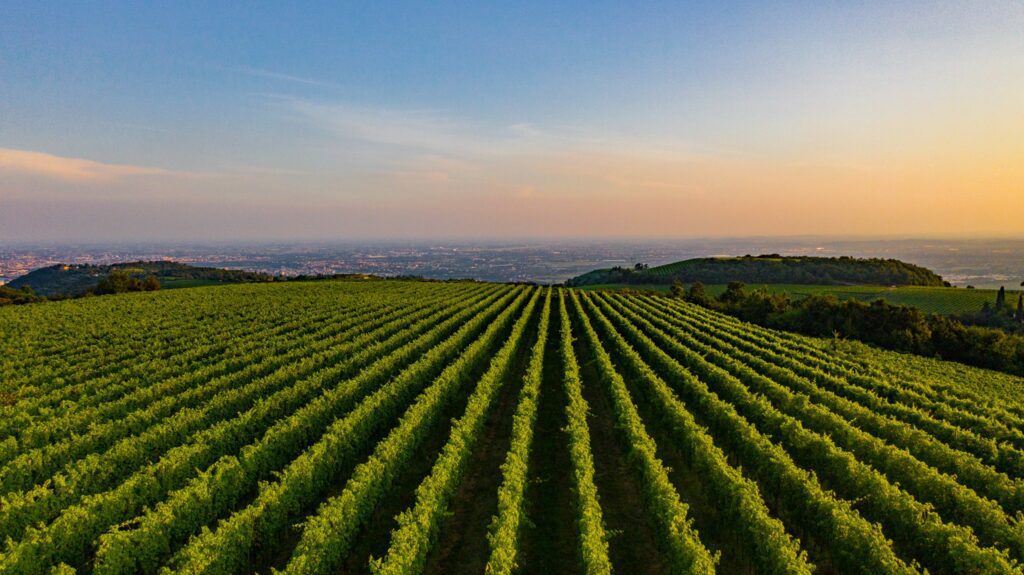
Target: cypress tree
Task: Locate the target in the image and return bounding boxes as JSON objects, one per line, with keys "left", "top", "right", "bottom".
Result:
{"left": 1018, "top": 293, "right": 1023, "bottom": 323}
{"left": 997, "top": 286, "right": 1006, "bottom": 310}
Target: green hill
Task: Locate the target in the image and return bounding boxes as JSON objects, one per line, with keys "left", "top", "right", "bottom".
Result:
{"left": 7, "top": 260, "right": 272, "bottom": 297}
{"left": 568, "top": 254, "right": 947, "bottom": 287}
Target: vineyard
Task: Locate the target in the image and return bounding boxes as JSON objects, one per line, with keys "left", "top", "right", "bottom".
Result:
{"left": 580, "top": 283, "right": 1014, "bottom": 316}
{"left": 3, "top": 279, "right": 1024, "bottom": 574}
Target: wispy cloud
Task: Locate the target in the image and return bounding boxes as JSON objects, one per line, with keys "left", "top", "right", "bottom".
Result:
{"left": 221, "top": 164, "right": 314, "bottom": 177}
{"left": 231, "top": 66, "right": 335, "bottom": 88}
{"left": 0, "top": 148, "right": 180, "bottom": 183}
{"left": 261, "top": 97, "right": 728, "bottom": 203}
{"left": 283, "top": 98, "right": 494, "bottom": 156}
{"left": 276, "top": 97, "right": 691, "bottom": 161}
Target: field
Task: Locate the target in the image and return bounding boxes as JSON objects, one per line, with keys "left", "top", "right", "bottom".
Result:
{"left": 580, "top": 282, "right": 1017, "bottom": 315}
{"left": 3, "top": 280, "right": 1024, "bottom": 574}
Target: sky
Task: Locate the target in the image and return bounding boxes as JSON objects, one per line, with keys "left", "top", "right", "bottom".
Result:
{"left": 1, "top": 1, "right": 1022, "bottom": 242}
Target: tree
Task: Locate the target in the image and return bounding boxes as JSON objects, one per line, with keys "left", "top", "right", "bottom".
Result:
{"left": 96, "top": 270, "right": 145, "bottom": 294}
{"left": 737, "top": 287, "right": 790, "bottom": 323}
{"left": 670, "top": 280, "right": 685, "bottom": 299}
{"left": 997, "top": 286, "right": 1006, "bottom": 310}
{"left": 719, "top": 281, "right": 747, "bottom": 304}
{"left": 143, "top": 275, "right": 161, "bottom": 291}
{"left": 95, "top": 275, "right": 116, "bottom": 295}
{"left": 1017, "top": 294, "right": 1023, "bottom": 323}
{"left": 687, "top": 281, "right": 709, "bottom": 305}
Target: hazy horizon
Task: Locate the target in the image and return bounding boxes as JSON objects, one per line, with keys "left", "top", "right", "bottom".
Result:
{"left": 5, "top": 233, "right": 1024, "bottom": 247}
{"left": 4, "top": 236, "right": 1023, "bottom": 289}
{"left": 3, "top": 2, "right": 1023, "bottom": 242}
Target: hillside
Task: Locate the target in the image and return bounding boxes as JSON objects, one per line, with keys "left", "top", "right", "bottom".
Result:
{"left": 2, "top": 281, "right": 1023, "bottom": 573}
{"left": 6, "top": 260, "right": 272, "bottom": 296}
{"left": 568, "top": 254, "right": 948, "bottom": 287}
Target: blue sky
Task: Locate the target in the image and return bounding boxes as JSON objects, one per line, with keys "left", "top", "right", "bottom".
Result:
{"left": 2, "top": 2, "right": 1022, "bottom": 241}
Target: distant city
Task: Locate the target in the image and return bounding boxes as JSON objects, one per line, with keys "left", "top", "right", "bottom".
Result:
{"left": 2, "top": 238, "right": 1022, "bottom": 289}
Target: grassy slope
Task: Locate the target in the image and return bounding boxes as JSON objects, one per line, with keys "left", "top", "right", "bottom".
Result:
{"left": 578, "top": 283, "right": 1019, "bottom": 316}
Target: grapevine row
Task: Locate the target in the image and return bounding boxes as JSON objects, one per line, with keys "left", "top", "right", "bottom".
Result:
{"left": 615, "top": 295, "right": 1016, "bottom": 574}
{"left": 568, "top": 289, "right": 717, "bottom": 575}
{"left": 582, "top": 291, "right": 813, "bottom": 575}
{"left": 265, "top": 287, "right": 534, "bottom": 574}
{"left": 164, "top": 286, "right": 530, "bottom": 574}
{"left": 484, "top": 288, "right": 552, "bottom": 575}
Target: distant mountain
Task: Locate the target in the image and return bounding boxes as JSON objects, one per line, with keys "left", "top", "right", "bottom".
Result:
{"left": 567, "top": 255, "right": 948, "bottom": 287}
{"left": 7, "top": 261, "right": 272, "bottom": 297}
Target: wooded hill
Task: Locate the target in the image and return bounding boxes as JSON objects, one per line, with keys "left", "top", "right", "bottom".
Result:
{"left": 6, "top": 261, "right": 272, "bottom": 297}
{"left": 568, "top": 255, "right": 948, "bottom": 287}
